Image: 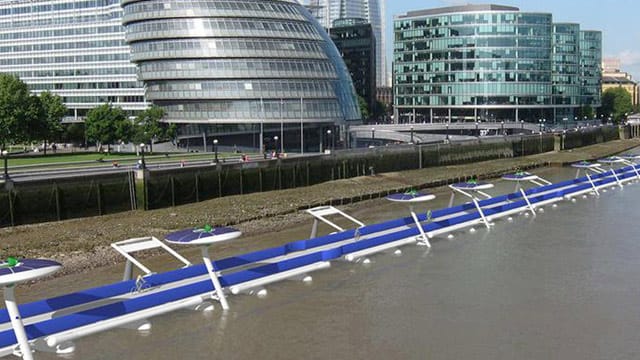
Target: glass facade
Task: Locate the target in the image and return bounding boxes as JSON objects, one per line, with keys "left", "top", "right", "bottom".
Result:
{"left": 330, "top": 19, "right": 377, "bottom": 113}
{"left": 122, "top": 0, "right": 360, "bottom": 134}
{"left": 304, "top": 0, "right": 387, "bottom": 86}
{"left": 552, "top": 23, "right": 581, "bottom": 120}
{"left": 393, "top": 5, "right": 602, "bottom": 123}
{"left": 580, "top": 31, "right": 603, "bottom": 108}
{"left": 0, "top": 0, "right": 146, "bottom": 120}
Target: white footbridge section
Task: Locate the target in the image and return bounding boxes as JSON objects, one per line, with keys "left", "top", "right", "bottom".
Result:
{"left": 1, "top": 156, "right": 640, "bottom": 358}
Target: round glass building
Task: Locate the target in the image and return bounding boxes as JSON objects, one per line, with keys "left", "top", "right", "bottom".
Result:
{"left": 121, "top": 0, "right": 360, "bottom": 149}
{"left": 393, "top": 4, "right": 601, "bottom": 124}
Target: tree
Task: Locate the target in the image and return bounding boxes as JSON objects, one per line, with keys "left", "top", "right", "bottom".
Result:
{"left": 132, "top": 105, "right": 175, "bottom": 152}
{"left": 599, "top": 87, "right": 633, "bottom": 123}
{"left": 358, "top": 95, "right": 370, "bottom": 120}
{"left": 62, "top": 123, "right": 85, "bottom": 145}
{"left": 24, "top": 95, "right": 46, "bottom": 150}
{"left": 0, "top": 74, "right": 35, "bottom": 149}
{"left": 579, "top": 105, "right": 595, "bottom": 120}
{"left": 37, "top": 91, "right": 67, "bottom": 154}
{"left": 372, "top": 100, "right": 387, "bottom": 120}
{"left": 85, "top": 104, "right": 131, "bottom": 152}
{"left": 132, "top": 106, "right": 163, "bottom": 144}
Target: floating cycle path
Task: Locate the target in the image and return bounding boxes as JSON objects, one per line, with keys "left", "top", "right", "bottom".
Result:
{"left": 0, "top": 161, "right": 639, "bottom": 358}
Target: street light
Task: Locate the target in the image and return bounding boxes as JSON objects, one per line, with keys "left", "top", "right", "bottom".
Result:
{"left": 520, "top": 120, "right": 524, "bottom": 130}
{"left": 273, "top": 136, "right": 279, "bottom": 157}
{"left": 2, "top": 150, "right": 8, "bottom": 180}
{"left": 371, "top": 127, "right": 375, "bottom": 140}
{"left": 139, "top": 143, "right": 146, "bottom": 169}
{"left": 213, "top": 139, "right": 219, "bottom": 163}
{"left": 445, "top": 123, "right": 449, "bottom": 142}
{"left": 475, "top": 122, "right": 479, "bottom": 135}
{"left": 326, "top": 130, "right": 333, "bottom": 151}
{"left": 501, "top": 121, "right": 504, "bottom": 135}
{"left": 410, "top": 126, "right": 414, "bottom": 143}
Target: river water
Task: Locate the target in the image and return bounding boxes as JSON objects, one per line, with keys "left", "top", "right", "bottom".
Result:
{"left": 21, "top": 165, "right": 640, "bottom": 359}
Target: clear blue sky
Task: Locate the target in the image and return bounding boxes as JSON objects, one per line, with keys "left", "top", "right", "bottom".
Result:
{"left": 384, "top": 0, "right": 640, "bottom": 79}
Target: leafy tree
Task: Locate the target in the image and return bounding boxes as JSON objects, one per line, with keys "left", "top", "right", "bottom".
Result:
{"left": 85, "top": 104, "right": 131, "bottom": 152}
{"left": 599, "top": 87, "right": 633, "bottom": 123}
{"left": 579, "top": 105, "right": 595, "bottom": 120}
{"left": 62, "top": 123, "right": 85, "bottom": 145}
{"left": 37, "top": 91, "right": 67, "bottom": 154}
{"left": 24, "top": 95, "right": 47, "bottom": 150}
{"left": 0, "top": 74, "right": 35, "bottom": 149}
{"left": 357, "top": 95, "right": 370, "bottom": 120}
{"left": 132, "top": 105, "right": 175, "bottom": 152}
{"left": 132, "top": 106, "right": 163, "bottom": 145}
{"left": 372, "top": 100, "right": 387, "bottom": 120}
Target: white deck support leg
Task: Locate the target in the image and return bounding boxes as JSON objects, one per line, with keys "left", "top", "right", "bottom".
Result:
{"left": 472, "top": 199, "right": 491, "bottom": 229}
{"left": 4, "top": 286, "right": 34, "bottom": 360}
{"left": 586, "top": 173, "right": 600, "bottom": 196}
{"left": 530, "top": 179, "right": 551, "bottom": 186}
{"left": 609, "top": 168, "right": 623, "bottom": 188}
{"left": 409, "top": 205, "right": 430, "bottom": 248}
{"left": 310, "top": 219, "right": 319, "bottom": 239}
{"left": 123, "top": 260, "right": 133, "bottom": 281}
{"left": 519, "top": 189, "right": 537, "bottom": 218}
{"left": 201, "top": 246, "right": 229, "bottom": 310}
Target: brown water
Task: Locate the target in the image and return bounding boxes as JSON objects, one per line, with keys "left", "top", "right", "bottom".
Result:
{"left": 19, "top": 166, "right": 640, "bottom": 360}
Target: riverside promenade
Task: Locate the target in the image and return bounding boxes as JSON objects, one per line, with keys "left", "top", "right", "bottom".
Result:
{"left": 2, "top": 138, "right": 639, "bottom": 276}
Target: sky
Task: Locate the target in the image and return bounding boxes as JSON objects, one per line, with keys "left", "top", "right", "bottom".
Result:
{"left": 383, "top": 0, "right": 640, "bottom": 80}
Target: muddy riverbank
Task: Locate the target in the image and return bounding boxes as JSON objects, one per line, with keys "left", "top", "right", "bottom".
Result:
{"left": 1, "top": 138, "right": 638, "bottom": 277}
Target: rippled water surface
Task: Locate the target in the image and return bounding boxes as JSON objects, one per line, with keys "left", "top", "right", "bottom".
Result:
{"left": 21, "top": 166, "right": 640, "bottom": 360}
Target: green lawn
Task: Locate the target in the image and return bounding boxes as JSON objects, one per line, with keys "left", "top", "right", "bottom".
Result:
{"left": 5, "top": 152, "right": 246, "bottom": 167}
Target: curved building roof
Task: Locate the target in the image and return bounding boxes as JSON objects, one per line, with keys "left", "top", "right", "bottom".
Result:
{"left": 121, "top": 0, "right": 360, "bottom": 125}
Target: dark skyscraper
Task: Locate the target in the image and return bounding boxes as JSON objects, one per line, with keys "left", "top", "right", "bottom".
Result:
{"left": 331, "top": 18, "right": 376, "bottom": 116}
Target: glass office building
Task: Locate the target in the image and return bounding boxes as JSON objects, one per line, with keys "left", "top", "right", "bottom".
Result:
{"left": 331, "top": 18, "right": 376, "bottom": 114}
{"left": 580, "top": 30, "right": 603, "bottom": 108}
{"left": 304, "top": 0, "right": 387, "bottom": 87}
{"left": 0, "top": 0, "right": 146, "bottom": 121}
{"left": 552, "top": 23, "right": 581, "bottom": 120}
{"left": 122, "top": 0, "right": 360, "bottom": 144}
{"left": 393, "top": 4, "right": 602, "bottom": 124}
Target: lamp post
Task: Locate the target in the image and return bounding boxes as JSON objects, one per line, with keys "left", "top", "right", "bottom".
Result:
{"left": 371, "top": 127, "right": 375, "bottom": 146}
{"left": 326, "top": 130, "right": 332, "bottom": 151}
{"left": 2, "top": 150, "right": 8, "bottom": 180}
{"left": 274, "top": 136, "right": 279, "bottom": 157}
{"left": 213, "top": 139, "right": 218, "bottom": 163}
{"left": 501, "top": 121, "right": 504, "bottom": 135}
{"left": 538, "top": 119, "right": 542, "bottom": 132}
{"left": 139, "top": 143, "right": 146, "bottom": 169}
{"left": 445, "top": 123, "right": 449, "bottom": 142}
{"left": 521, "top": 120, "right": 524, "bottom": 130}
{"left": 410, "top": 126, "right": 414, "bottom": 143}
